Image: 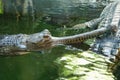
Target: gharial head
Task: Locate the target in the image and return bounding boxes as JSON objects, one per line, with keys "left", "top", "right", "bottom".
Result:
{"left": 26, "top": 29, "right": 53, "bottom": 50}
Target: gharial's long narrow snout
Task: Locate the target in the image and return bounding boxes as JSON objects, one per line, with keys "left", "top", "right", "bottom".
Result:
{"left": 51, "top": 25, "right": 117, "bottom": 46}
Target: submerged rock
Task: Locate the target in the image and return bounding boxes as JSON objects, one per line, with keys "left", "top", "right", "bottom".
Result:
{"left": 55, "top": 51, "right": 115, "bottom": 80}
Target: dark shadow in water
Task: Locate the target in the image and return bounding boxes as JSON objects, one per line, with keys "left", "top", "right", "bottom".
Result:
{"left": 112, "top": 65, "right": 120, "bottom": 80}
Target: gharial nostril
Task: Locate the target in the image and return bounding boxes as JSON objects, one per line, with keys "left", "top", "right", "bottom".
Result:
{"left": 44, "top": 29, "right": 50, "bottom": 33}
{"left": 44, "top": 29, "right": 49, "bottom": 31}
{"left": 43, "top": 29, "right": 51, "bottom": 35}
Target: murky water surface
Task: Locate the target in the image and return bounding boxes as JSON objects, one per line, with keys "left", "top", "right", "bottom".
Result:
{"left": 0, "top": 15, "right": 88, "bottom": 80}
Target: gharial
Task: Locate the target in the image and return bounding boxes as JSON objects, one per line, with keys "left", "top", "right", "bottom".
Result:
{"left": 0, "top": 26, "right": 115, "bottom": 56}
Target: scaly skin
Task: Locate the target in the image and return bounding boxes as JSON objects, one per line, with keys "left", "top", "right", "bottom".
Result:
{"left": 52, "top": 26, "right": 116, "bottom": 46}
{"left": 0, "top": 29, "right": 52, "bottom": 55}
{"left": 71, "top": 1, "right": 120, "bottom": 71}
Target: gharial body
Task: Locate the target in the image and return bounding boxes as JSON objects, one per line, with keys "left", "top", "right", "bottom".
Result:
{"left": 69, "top": 1, "right": 120, "bottom": 71}
{"left": 72, "top": 1, "right": 120, "bottom": 60}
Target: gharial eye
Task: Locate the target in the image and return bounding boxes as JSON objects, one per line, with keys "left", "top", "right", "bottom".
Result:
{"left": 43, "top": 35, "right": 49, "bottom": 38}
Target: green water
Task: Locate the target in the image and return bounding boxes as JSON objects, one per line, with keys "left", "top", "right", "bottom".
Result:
{"left": 0, "top": 15, "right": 61, "bottom": 80}
{"left": 0, "top": 15, "right": 88, "bottom": 80}
{"left": 0, "top": 47, "right": 67, "bottom": 80}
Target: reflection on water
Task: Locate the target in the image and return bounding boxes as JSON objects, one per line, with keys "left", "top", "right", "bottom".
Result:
{"left": 0, "top": 16, "right": 61, "bottom": 80}
{"left": 0, "top": 48, "right": 61, "bottom": 80}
